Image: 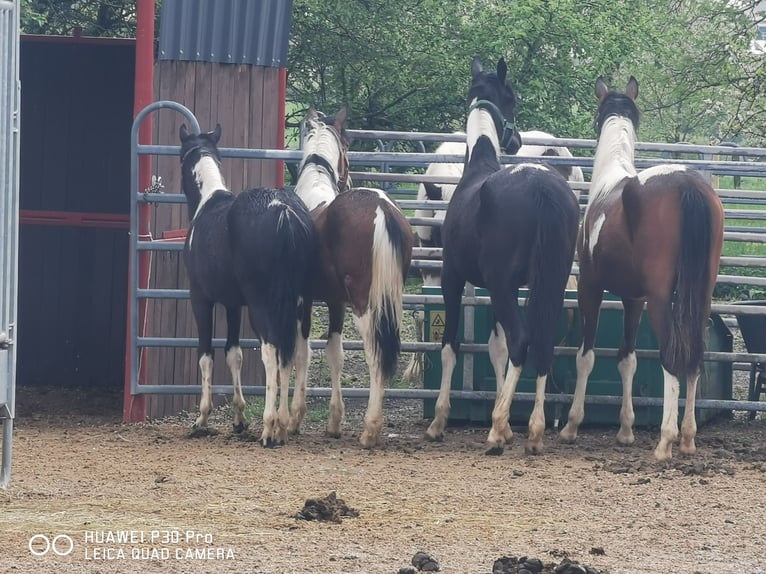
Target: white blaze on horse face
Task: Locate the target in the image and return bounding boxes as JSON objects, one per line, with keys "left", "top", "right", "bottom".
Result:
{"left": 192, "top": 156, "right": 226, "bottom": 219}
{"left": 466, "top": 98, "right": 501, "bottom": 161}
{"left": 638, "top": 164, "right": 687, "bottom": 184}
{"left": 587, "top": 115, "right": 637, "bottom": 214}
{"left": 588, "top": 213, "right": 607, "bottom": 258}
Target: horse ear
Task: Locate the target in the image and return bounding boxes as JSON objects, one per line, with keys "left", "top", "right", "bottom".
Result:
{"left": 334, "top": 106, "right": 347, "bottom": 130}
{"left": 306, "top": 107, "right": 318, "bottom": 122}
{"left": 626, "top": 76, "right": 639, "bottom": 101}
{"left": 497, "top": 57, "right": 508, "bottom": 84}
{"left": 210, "top": 124, "right": 221, "bottom": 143}
{"left": 179, "top": 124, "right": 189, "bottom": 140}
{"left": 471, "top": 57, "right": 483, "bottom": 79}
{"left": 595, "top": 77, "right": 610, "bottom": 102}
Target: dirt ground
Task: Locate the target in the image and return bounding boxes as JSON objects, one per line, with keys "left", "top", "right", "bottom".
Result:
{"left": 1, "top": 384, "right": 765, "bottom": 574}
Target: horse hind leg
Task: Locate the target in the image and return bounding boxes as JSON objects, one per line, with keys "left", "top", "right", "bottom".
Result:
{"left": 559, "top": 282, "right": 603, "bottom": 443}
{"left": 487, "top": 321, "right": 512, "bottom": 445}
{"left": 425, "top": 273, "right": 465, "bottom": 442}
{"left": 680, "top": 371, "right": 699, "bottom": 455}
{"left": 288, "top": 299, "right": 312, "bottom": 435}
{"left": 225, "top": 306, "right": 248, "bottom": 434}
{"left": 259, "top": 342, "right": 281, "bottom": 448}
{"left": 615, "top": 298, "right": 644, "bottom": 446}
{"left": 191, "top": 295, "right": 215, "bottom": 431}
{"left": 353, "top": 308, "right": 386, "bottom": 449}
{"left": 325, "top": 302, "right": 346, "bottom": 438}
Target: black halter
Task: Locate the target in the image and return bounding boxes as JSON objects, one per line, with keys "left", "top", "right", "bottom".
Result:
{"left": 298, "top": 153, "right": 341, "bottom": 189}
{"left": 467, "top": 99, "right": 518, "bottom": 152}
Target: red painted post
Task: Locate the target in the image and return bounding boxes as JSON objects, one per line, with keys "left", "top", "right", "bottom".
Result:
{"left": 123, "top": 0, "right": 155, "bottom": 422}
{"left": 277, "top": 67, "right": 287, "bottom": 188}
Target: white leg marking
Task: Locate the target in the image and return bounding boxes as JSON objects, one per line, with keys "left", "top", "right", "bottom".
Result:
{"left": 288, "top": 326, "right": 311, "bottom": 435}
{"left": 487, "top": 324, "right": 511, "bottom": 442}
{"left": 194, "top": 353, "right": 214, "bottom": 428}
{"left": 325, "top": 332, "right": 345, "bottom": 437}
{"left": 526, "top": 374, "right": 548, "bottom": 454}
{"left": 560, "top": 345, "right": 595, "bottom": 442}
{"left": 355, "top": 311, "right": 385, "bottom": 448}
{"left": 654, "top": 367, "right": 680, "bottom": 461}
{"left": 276, "top": 360, "right": 292, "bottom": 446}
{"left": 487, "top": 364, "right": 523, "bottom": 454}
{"left": 616, "top": 351, "right": 637, "bottom": 445}
{"left": 260, "top": 343, "right": 279, "bottom": 447}
{"left": 426, "top": 344, "right": 457, "bottom": 441}
{"left": 226, "top": 346, "right": 247, "bottom": 431}
{"left": 680, "top": 372, "right": 699, "bottom": 456}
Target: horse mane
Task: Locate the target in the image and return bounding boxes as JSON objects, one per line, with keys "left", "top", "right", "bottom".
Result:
{"left": 588, "top": 115, "right": 637, "bottom": 208}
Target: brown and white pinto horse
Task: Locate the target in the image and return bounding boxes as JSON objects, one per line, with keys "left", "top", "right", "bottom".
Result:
{"left": 559, "top": 77, "right": 724, "bottom": 461}
{"left": 293, "top": 108, "right": 415, "bottom": 448}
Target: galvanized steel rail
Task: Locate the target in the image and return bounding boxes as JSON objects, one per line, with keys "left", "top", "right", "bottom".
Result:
{"left": 128, "top": 104, "right": 766, "bottom": 416}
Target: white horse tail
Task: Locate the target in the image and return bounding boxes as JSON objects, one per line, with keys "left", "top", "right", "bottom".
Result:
{"left": 369, "top": 203, "right": 411, "bottom": 380}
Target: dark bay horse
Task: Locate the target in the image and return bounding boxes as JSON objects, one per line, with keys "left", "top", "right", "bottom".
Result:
{"left": 179, "top": 124, "right": 317, "bottom": 447}
{"left": 428, "top": 58, "right": 580, "bottom": 455}
{"left": 558, "top": 77, "right": 724, "bottom": 461}
{"left": 293, "top": 108, "right": 415, "bottom": 448}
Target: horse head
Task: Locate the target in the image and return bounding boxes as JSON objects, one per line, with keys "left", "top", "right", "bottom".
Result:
{"left": 466, "top": 58, "right": 522, "bottom": 155}
{"left": 593, "top": 76, "right": 640, "bottom": 138}
{"left": 178, "top": 123, "right": 225, "bottom": 219}
{"left": 301, "top": 107, "right": 352, "bottom": 193}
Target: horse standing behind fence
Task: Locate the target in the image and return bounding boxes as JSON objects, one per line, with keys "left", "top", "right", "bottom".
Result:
{"left": 558, "top": 77, "right": 724, "bottom": 461}
{"left": 179, "top": 124, "right": 317, "bottom": 447}
{"left": 403, "top": 133, "right": 584, "bottom": 383}
{"left": 293, "top": 108, "right": 415, "bottom": 448}
{"left": 428, "top": 57, "right": 580, "bottom": 455}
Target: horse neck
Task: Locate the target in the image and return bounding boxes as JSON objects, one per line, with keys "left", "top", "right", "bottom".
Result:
{"left": 294, "top": 164, "right": 338, "bottom": 211}
{"left": 588, "top": 116, "right": 637, "bottom": 208}
{"left": 184, "top": 156, "right": 227, "bottom": 217}
{"left": 465, "top": 104, "right": 500, "bottom": 163}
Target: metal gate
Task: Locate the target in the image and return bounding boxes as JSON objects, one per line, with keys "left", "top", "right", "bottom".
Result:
{"left": 127, "top": 103, "right": 766, "bottom": 417}
{"left": 0, "top": 0, "right": 21, "bottom": 489}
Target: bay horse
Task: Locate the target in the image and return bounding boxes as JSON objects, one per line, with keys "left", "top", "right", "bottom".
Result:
{"left": 403, "top": 132, "right": 584, "bottom": 382}
{"left": 558, "top": 77, "right": 724, "bottom": 461}
{"left": 293, "top": 107, "right": 415, "bottom": 448}
{"left": 428, "top": 57, "right": 580, "bottom": 455}
{"left": 179, "top": 124, "right": 317, "bottom": 447}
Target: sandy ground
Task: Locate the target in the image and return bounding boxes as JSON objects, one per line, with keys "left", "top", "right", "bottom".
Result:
{"left": 1, "top": 385, "right": 765, "bottom": 574}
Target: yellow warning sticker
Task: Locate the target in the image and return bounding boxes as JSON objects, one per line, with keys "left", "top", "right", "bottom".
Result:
{"left": 429, "top": 310, "right": 445, "bottom": 342}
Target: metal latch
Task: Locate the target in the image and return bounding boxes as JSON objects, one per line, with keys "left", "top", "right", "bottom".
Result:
{"left": 0, "top": 332, "right": 13, "bottom": 350}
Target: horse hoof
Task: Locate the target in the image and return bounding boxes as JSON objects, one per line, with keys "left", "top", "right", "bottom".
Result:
{"left": 424, "top": 431, "right": 444, "bottom": 443}
{"left": 189, "top": 426, "right": 215, "bottom": 439}
{"left": 326, "top": 430, "right": 341, "bottom": 439}
{"left": 485, "top": 444, "right": 505, "bottom": 456}
{"left": 232, "top": 421, "right": 248, "bottom": 434}
{"left": 261, "top": 437, "right": 277, "bottom": 449}
{"left": 558, "top": 430, "right": 578, "bottom": 444}
{"left": 524, "top": 443, "right": 544, "bottom": 455}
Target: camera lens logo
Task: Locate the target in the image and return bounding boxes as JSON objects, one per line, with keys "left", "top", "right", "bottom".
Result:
{"left": 28, "top": 534, "right": 74, "bottom": 556}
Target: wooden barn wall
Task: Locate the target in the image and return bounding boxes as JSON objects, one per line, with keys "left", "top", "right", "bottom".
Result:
{"left": 146, "top": 60, "right": 282, "bottom": 418}
{"left": 18, "top": 39, "right": 133, "bottom": 388}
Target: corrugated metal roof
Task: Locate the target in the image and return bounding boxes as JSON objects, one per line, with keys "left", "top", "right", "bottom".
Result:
{"left": 158, "top": 0, "right": 292, "bottom": 67}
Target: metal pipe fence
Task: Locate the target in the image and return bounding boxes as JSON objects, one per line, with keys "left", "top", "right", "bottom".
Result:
{"left": 128, "top": 104, "right": 766, "bottom": 417}
{"left": 0, "top": 0, "right": 20, "bottom": 489}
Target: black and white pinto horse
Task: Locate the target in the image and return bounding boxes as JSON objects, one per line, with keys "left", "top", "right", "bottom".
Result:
{"left": 179, "top": 124, "right": 317, "bottom": 447}
{"left": 427, "top": 58, "right": 580, "bottom": 455}
{"left": 403, "top": 133, "right": 584, "bottom": 382}
{"left": 293, "top": 108, "right": 415, "bottom": 448}
{"left": 558, "top": 78, "right": 724, "bottom": 460}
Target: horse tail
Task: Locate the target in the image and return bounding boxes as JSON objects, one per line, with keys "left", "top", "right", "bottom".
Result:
{"left": 369, "top": 204, "right": 412, "bottom": 380}
{"left": 664, "top": 181, "right": 714, "bottom": 378}
{"left": 269, "top": 201, "right": 315, "bottom": 367}
{"left": 526, "top": 176, "right": 579, "bottom": 375}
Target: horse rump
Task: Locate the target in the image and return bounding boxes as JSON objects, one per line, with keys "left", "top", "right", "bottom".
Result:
{"left": 228, "top": 188, "right": 317, "bottom": 367}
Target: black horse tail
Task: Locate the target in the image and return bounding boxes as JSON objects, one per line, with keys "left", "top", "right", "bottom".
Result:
{"left": 268, "top": 201, "right": 316, "bottom": 367}
{"left": 664, "top": 182, "right": 714, "bottom": 379}
{"left": 369, "top": 203, "right": 411, "bottom": 380}
{"left": 526, "top": 176, "right": 580, "bottom": 376}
